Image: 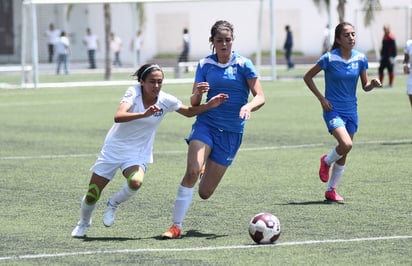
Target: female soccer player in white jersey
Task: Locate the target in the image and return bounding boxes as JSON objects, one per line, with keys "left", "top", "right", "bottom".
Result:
{"left": 71, "top": 64, "right": 228, "bottom": 238}
{"left": 303, "top": 22, "right": 382, "bottom": 203}
{"left": 162, "top": 20, "right": 265, "bottom": 239}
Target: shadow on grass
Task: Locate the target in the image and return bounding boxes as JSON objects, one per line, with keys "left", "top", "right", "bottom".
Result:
{"left": 151, "top": 229, "right": 228, "bottom": 240}
{"left": 82, "top": 236, "right": 142, "bottom": 242}
{"left": 277, "top": 200, "right": 344, "bottom": 205}
{"left": 184, "top": 229, "right": 228, "bottom": 239}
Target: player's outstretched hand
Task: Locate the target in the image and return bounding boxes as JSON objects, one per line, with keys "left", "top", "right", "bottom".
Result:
{"left": 207, "top": 93, "right": 229, "bottom": 108}
{"left": 144, "top": 104, "right": 161, "bottom": 117}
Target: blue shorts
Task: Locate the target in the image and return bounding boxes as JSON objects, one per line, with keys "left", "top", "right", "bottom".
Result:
{"left": 186, "top": 121, "right": 243, "bottom": 166}
{"left": 323, "top": 110, "right": 358, "bottom": 134}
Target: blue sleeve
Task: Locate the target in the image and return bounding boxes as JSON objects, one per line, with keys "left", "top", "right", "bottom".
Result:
{"left": 244, "top": 59, "right": 258, "bottom": 79}
{"left": 316, "top": 53, "right": 328, "bottom": 70}
{"left": 194, "top": 61, "right": 205, "bottom": 83}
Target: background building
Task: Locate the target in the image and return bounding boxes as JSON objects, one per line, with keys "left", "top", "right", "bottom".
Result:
{"left": 1, "top": 0, "right": 411, "bottom": 65}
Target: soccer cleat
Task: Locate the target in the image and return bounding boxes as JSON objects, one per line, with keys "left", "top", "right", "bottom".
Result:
{"left": 161, "top": 225, "right": 182, "bottom": 239}
{"left": 71, "top": 219, "right": 92, "bottom": 238}
{"left": 325, "top": 189, "right": 344, "bottom": 203}
{"left": 103, "top": 200, "right": 118, "bottom": 227}
{"left": 319, "top": 154, "right": 331, "bottom": 183}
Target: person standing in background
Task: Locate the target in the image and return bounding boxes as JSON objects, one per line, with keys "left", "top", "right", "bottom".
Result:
{"left": 378, "top": 25, "right": 397, "bottom": 88}
{"left": 178, "top": 28, "right": 191, "bottom": 71}
{"left": 45, "top": 23, "right": 61, "bottom": 63}
{"left": 284, "top": 25, "right": 294, "bottom": 70}
{"left": 110, "top": 32, "right": 123, "bottom": 67}
{"left": 55, "top": 31, "right": 70, "bottom": 75}
{"left": 402, "top": 40, "right": 412, "bottom": 110}
{"left": 83, "top": 28, "right": 99, "bottom": 69}
{"left": 131, "top": 30, "right": 144, "bottom": 67}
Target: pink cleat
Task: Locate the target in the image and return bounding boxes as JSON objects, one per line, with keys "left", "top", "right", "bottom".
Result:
{"left": 319, "top": 154, "right": 330, "bottom": 183}
{"left": 325, "top": 189, "right": 344, "bottom": 203}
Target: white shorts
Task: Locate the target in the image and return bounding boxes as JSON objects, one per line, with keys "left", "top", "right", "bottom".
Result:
{"left": 90, "top": 153, "right": 147, "bottom": 180}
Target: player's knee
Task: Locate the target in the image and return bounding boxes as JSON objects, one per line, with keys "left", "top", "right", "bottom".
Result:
{"left": 198, "top": 188, "right": 213, "bottom": 200}
{"left": 85, "top": 183, "right": 101, "bottom": 205}
{"left": 185, "top": 167, "right": 202, "bottom": 181}
{"left": 128, "top": 171, "right": 144, "bottom": 191}
{"left": 128, "top": 178, "right": 142, "bottom": 190}
{"left": 341, "top": 140, "right": 353, "bottom": 153}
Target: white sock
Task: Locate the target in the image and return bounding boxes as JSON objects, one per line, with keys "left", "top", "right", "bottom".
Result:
{"left": 80, "top": 196, "right": 96, "bottom": 224}
{"left": 327, "top": 163, "right": 345, "bottom": 191}
{"left": 325, "top": 148, "right": 343, "bottom": 165}
{"left": 172, "top": 185, "right": 195, "bottom": 229}
{"left": 109, "top": 183, "right": 139, "bottom": 207}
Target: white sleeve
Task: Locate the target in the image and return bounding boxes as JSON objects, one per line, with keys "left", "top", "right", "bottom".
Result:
{"left": 120, "top": 86, "right": 138, "bottom": 105}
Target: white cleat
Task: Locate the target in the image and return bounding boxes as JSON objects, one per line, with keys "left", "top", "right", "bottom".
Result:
{"left": 71, "top": 219, "right": 92, "bottom": 238}
{"left": 103, "top": 200, "right": 118, "bottom": 227}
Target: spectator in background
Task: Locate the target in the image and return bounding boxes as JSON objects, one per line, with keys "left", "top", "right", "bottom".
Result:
{"left": 45, "top": 23, "right": 61, "bottom": 63}
{"left": 378, "top": 25, "right": 397, "bottom": 88}
{"left": 284, "top": 25, "right": 294, "bottom": 70}
{"left": 131, "top": 30, "right": 144, "bottom": 67}
{"left": 178, "top": 28, "right": 190, "bottom": 72}
{"left": 110, "top": 32, "right": 123, "bottom": 67}
{"left": 55, "top": 31, "right": 70, "bottom": 75}
{"left": 83, "top": 28, "right": 99, "bottom": 69}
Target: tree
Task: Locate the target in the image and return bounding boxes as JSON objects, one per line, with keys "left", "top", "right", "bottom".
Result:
{"left": 312, "top": 0, "right": 381, "bottom": 26}
{"left": 361, "top": 0, "right": 382, "bottom": 27}
{"left": 103, "top": 3, "right": 112, "bottom": 81}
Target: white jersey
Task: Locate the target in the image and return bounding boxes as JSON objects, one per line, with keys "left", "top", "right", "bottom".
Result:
{"left": 110, "top": 36, "right": 122, "bottom": 52}
{"left": 55, "top": 36, "right": 70, "bottom": 55}
{"left": 83, "top": 34, "right": 99, "bottom": 50}
{"left": 100, "top": 85, "right": 181, "bottom": 164}
{"left": 404, "top": 40, "right": 412, "bottom": 94}
{"left": 46, "top": 29, "right": 61, "bottom": 45}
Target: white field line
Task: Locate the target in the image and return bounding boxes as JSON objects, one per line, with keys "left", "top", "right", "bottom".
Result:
{"left": 16, "top": 78, "right": 194, "bottom": 89}
{"left": 0, "top": 235, "right": 411, "bottom": 261}
{"left": 1, "top": 138, "right": 411, "bottom": 161}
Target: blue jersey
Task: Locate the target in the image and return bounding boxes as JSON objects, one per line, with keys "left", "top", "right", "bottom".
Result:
{"left": 194, "top": 52, "right": 258, "bottom": 133}
{"left": 317, "top": 49, "right": 368, "bottom": 115}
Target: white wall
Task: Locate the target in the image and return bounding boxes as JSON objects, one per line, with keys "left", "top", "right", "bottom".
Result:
{"left": 8, "top": 0, "right": 412, "bottom": 65}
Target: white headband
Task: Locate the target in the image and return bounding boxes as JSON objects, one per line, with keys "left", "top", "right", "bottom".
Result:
{"left": 140, "top": 64, "right": 162, "bottom": 79}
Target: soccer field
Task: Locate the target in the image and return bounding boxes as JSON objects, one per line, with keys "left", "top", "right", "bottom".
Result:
{"left": 0, "top": 72, "right": 411, "bottom": 265}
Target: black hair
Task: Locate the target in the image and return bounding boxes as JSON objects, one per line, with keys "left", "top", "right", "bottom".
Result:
{"left": 209, "top": 20, "right": 234, "bottom": 53}
{"left": 331, "top": 22, "right": 354, "bottom": 50}
{"left": 132, "top": 64, "right": 163, "bottom": 82}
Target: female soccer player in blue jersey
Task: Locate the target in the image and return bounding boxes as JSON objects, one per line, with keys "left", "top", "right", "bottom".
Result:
{"left": 71, "top": 64, "right": 228, "bottom": 238}
{"left": 162, "top": 20, "right": 265, "bottom": 239}
{"left": 303, "top": 22, "right": 382, "bottom": 203}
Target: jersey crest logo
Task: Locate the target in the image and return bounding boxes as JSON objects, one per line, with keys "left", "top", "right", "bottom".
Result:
{"left": 351, "top": 62, "right": 359, "bottom": 69}
{"left": 153, "top": 109, "right": 164, "bottom": 117}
